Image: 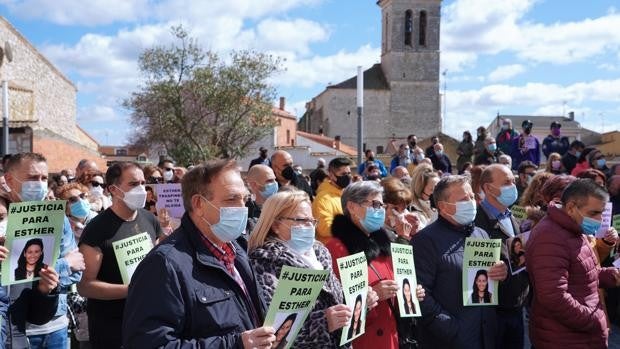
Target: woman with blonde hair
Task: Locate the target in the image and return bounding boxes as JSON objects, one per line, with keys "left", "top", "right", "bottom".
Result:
{"left": 408, "top": 164, "right": 439, "bottom": 230}
{"left": 545, "top": 152, "right": 565, "bottom": 174}
{"left": 381, "top": 178, "right": 418, "bottom": 243}
{"left": 248, "top": 190, "right": 377, "bottom": 348}
{"left": 518, "top": 172, "right": 554, "bottom": 231}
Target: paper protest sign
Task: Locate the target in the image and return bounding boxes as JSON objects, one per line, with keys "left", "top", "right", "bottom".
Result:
{"left": 525, "top": 136, "right": 537, "bottom": 150}
{"left": 113, "top": 232, "right": 154, "bottom": 284}
{"left": 613, "top": 214, "right": 620, "bottom": 231}
{"left": 263, "top": 266, "right": 328, "bottom": 349}
{"left": 511, "top": 205, "right": 527, "bottom": 224}
{"left": 462, "top": 238, "right": 501, "bottom": 306}
{"left": 507, "top": 231, "right": 530, "bottom": 275}
{"left": 337, "top": 252, "right": 368, "bottom": 345}
{"left": 2, "top": 201, "right": 66, "bottom": 286}
{"left": 153, "top": 183, "right": 185, "bottom": 219}
{"left": 596, "top": 202, "right": 613, "bottom": 238}
{"left": 391, "top": 243, "right": 421, "bottom": 317}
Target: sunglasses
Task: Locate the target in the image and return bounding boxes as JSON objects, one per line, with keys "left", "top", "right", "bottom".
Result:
{"left": 147, "top": 176, "right": 164, "bottom": 184}
{"left": 91, "top": 181, "right": 104, "bottom": 187}
{"left": 67, "top": 192, "right": 87, "bottom": 204}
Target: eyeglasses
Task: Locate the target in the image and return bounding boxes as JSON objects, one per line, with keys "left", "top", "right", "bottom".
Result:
{"left": 163, "top": 167, "right": 173, "bottom": 172}
{"left": 362, "top": 200, "right": 386, "bottom": 209}
{"left": 280, "top": 217, "right": 318, "bottom": 227}
{"left": 67, "top": 192, "right": 87, "bottom": 203}
{"left": 147, "top": 176, "right": 163, "bottom": 184}
{"left": 91, "top": 181, "right": 104, "bottom": 187}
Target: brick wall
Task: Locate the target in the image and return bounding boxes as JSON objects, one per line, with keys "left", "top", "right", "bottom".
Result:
{"left": 32, "top": 132, "right": 106, "bottom": 174}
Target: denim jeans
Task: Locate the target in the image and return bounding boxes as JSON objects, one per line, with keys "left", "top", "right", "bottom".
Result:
{"left": 28, "top": 326, "right": 68, "bottom": 349}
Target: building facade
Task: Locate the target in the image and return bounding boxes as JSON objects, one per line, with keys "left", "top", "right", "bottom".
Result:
{"left": 299, "top": 0, "right": 442, "bottom": 154}
{"left": 0, "top": 16, "right": 105, "bottom": 172}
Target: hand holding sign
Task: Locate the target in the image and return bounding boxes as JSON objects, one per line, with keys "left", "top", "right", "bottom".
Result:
{"left": 37, "top": 266, "right": 59, "bottom": 294}
{"left": 0, "top": 245, "right": 8, "bottom": 261}
{"left": 366, "top": 288, "right": 379, "bottom": 311}
{"left": 241, "top": 326, "right": 276, "bottom": 349}
{"left": 326, "top": 304, "right": 352, "bottom": 332}
{"left": 603, "top": 227, "right": 619, "bottom": 246}
{"left": 416, "top": 284, "right": 426, "bottom": 302}
{"left": 488, "top": 261, "right": 508, "bottom": 281}
{"left": 373, "top": 279, "right": 399, "bottom": 301}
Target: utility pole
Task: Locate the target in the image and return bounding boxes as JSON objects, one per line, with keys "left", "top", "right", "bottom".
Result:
{"left": 356, "top": 66, "right": 364, "bottom": 165}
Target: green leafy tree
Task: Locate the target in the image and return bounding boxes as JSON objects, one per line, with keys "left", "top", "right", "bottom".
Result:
{"left": 124, "top": 26, "right": 281, "bottom": 164}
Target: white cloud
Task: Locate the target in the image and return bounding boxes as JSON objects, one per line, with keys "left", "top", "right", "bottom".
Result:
{"left": 255, "top": 18, "right": 329, "bottom": 56}
{"left": 487, "top": 64, "right": 526, "bottom": 82}
{"left": 77, "top": 105, "right": 121, "bottom": 123}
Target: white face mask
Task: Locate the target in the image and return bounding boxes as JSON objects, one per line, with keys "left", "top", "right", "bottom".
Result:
{"left": 0, "top": 219, "right": 6, "bottom": 237}
{"left": 115, "top": 185, "right": 147, "bottom": 211}
{"left": 90, "top": 185, "right": 104, "bottom": 197}
{"left": 163, "top": 170, "right": 174, "bottom": 182}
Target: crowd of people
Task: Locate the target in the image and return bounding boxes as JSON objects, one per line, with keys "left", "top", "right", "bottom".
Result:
{"left": 0, "top": 117, "right": 616, "bottom": 348}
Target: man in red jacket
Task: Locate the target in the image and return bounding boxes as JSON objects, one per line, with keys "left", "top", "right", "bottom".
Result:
{"left": 526, "top": 179, "right": 620, "bottom": 349}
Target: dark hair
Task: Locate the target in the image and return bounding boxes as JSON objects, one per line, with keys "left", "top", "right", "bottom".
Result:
{"left": 433, "top": 175, "right": 471, "bottom": 208}
{"left": 365, "top": 149, "right": 373, "bottom": 156}
{"left": 181, "top": 159, "right": 238, "bottom": 212}
{"left": 577, "top": 147, "right": 596, "bottom": 163}
{"left": 157, "top": 159, "right": 174, "bottom": 168}
{"left": 402, "top": 278, "right": 415, "bottom": 314}
{"left": 576, "top": 169, "right": 607, "bottom": 185}
{"left": 470, "top": 269, "right": 491, "bottom": 303}
{"left": 105, "top": 162, "right": 142, "bottom": 187}
{"left": 561, "top": 178, "right": 609, "bottom": 208}
{"left": 517, "top": 160, "right": 537, "bottom": 174}
{"left": 463, "top": 131, "right": 472, "bottom": 142}
{"left": 541, "top": 175, "right": 576, "bottom": 204}
{"left": 328, "top": 157, "right": 353, "bottom": 173}
{"left": 347, "top": 294, "right": 364, "bottom": 339}
{"left": 14, "top": 238, "right": 45, "bottom": 281}
{"left": 274, "top": 312, "right": 297, "bottom": 342}
{"left": 570, "top": 140, "right": 585, "bottom": 150}
{"left": 5, "top": 153, "right": 47, "bottom": 173}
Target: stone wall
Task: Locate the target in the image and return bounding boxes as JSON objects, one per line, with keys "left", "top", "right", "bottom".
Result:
{"left": 0, "top": 17, "right": 83, "bottom": 147}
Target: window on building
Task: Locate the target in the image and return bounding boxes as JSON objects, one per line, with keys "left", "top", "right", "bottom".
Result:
{"left": 115, "top": 148, "right": 128, "bottom": 156}
{"left": 419, "top": 11, "right": 427, "bottom": 46}
{"left": 286, "top": 129, "right": 291, "bottom": 145}
{"left": 376, "top": 146, "right": 384, "bottom": 154}
{"left": 404, "top": 10, "right": 413, "bottom": 46}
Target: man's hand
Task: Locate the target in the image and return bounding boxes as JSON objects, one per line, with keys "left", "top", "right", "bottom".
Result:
{"left": 241, "top": 326, "right": 275, "bottom": 349}
{"left": 488, "top": 261, "right": 508, "bottom": 281}
{"left": 64, "top": 248, "right": 86, "bottom": 272}
{"left": 372, "top": 280, "right": 399, "bottom": 301}
{"left": 325, "top": 304, "right": 352, "bottom": 332}
{"left": 37, "top": 266, "right": 59, "bottom": 294}
{"left": 604, "top": 228, "right": 619, "bottom": 246}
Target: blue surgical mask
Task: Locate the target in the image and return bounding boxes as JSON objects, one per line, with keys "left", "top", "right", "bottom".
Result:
{"left": 70, "top": 199, "right": 91, "bottom": 219}
{"left": 447, "top": 199, "right": 477, "bottom": 225}
{"left": 575, "top": 151, "right": 582, "bottom": 158}
{"left": 20, "top": 180, "right": 48, "bottom": 202}
{"left": 578, "top": 209, "right": 601, "bottom": 236}
{"left": 415, "top": 154, "right": 425, "bottom": 162}
{"left": 435, "top": 150, "right": 443, "bottom": 157}
{"left": 287, "top": 225, "right": 315, "bottom": 253}
{"left": 493, "top": 184, "right": 518, "bottom": 207}
{"left": 487, "top": 144, "right": 497, "bottom": 152}
{"left": 259, "top": 182, "right": 278, "bottom": 199}
{"left": 360, "top": 206, "right": 385, "bottom": 233}
{"left": 597, "top": 158, "right": 606, "bottom": 169}
{"left": 201, "top": 198, "right": 248, "bottom": 242}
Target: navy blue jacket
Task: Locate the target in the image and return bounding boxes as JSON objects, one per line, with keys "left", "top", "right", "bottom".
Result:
{"left": 411, "top": 216, "right": 497, "bottom": 349}
{"left": 122, "top": 213, "right": 267, "bottom": 348}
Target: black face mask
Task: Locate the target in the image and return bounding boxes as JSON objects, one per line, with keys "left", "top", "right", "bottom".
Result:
{"left": 524, "top": 128, "right": 532, "bottom": 135}
{"left": 260, "top": 151, "right": 267, "bottom": 159}
{"left": 335, "top": 174, "right": 352, "bottom": 189}
{"left": 409, "top": 141, "right": 416, "bottom": 148}
{"left": 282, "top": 166, "right": 295, "bottom": 181}
{"left": 368, "top": 156, "right": 375, "bottom": 161}
{"left": 366, "top": 175, "right": 380, "bottom": 181}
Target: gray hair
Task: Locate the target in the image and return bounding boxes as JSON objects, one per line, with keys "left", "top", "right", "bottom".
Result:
{"left": 341, "top": 180, "right": 384, "bottom": 216}
{"left": 433, "top": 175, "right": 471, "bottom": 208}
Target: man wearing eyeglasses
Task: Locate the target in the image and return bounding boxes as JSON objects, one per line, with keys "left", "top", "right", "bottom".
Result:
{"left": 123, "top": 160, "right": 275, "bottom": 348}
{"left": 78, "top": 162, "right": 162, "bottom": 349}
{"left": 515, "top": 161, "right": 538, "bottom": 201}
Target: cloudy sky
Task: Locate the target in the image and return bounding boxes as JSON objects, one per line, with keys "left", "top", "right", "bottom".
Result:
{"left": 1, "top": 0, "right": 619, "bottom": 145}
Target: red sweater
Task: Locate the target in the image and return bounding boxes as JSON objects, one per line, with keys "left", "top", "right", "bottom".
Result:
{"left": 327, "top": 238, "right": 399, "bottom": 349}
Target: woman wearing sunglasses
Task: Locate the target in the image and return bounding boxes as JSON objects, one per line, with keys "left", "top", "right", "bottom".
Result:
{"left": 57, "top": 183, "right": 98, "bottom": 240}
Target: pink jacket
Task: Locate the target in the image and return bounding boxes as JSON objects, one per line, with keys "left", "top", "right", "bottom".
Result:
{"left": 526, "top": 205, "right": 616, "bottom": 349}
